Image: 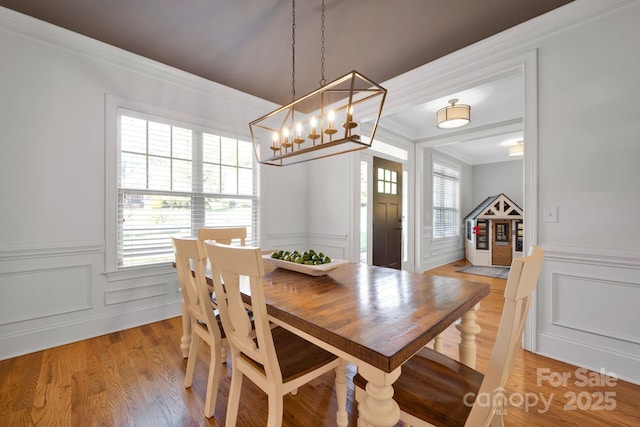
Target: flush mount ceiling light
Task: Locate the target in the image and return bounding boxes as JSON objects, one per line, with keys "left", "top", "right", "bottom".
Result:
{"left": 249, "top": 0, "right": 387, "bottom": 167}
{"left": 436, "top": 98, "right": 471, "bottom": 129}
{"left": 509, "top": 141, "right": 524, "bottom": 157}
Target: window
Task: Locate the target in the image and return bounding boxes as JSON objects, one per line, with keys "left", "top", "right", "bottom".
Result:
{"left": 377, "top": 167, "right": 398, "bottom": 195}
{"left": 432, "top": 160, "right": 459, "bottom": 239}
{"left": 116, "top": 109, "right": 258, "bottom": 269}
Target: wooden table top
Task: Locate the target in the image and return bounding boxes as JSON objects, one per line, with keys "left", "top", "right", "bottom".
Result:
{"left": 235, "top": 262, "right": 490, "bottom": 373}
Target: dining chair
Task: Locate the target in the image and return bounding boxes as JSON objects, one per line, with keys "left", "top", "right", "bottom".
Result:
{"left": 172, "top": 237, "right": 227, "bottom": 419}
{"left": 198, "top": 225, "right": 279, "bottom": 276}
{"left": 198, "top": 226, "right": 247, "bottom": 246}
{"left": 354, "top": 246, "right": 544, "bottom": 427}
{"left": 204, "top": 241, "right": 344, "bottom": 427}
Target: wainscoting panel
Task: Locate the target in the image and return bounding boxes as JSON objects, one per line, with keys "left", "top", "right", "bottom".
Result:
{"left": 537, "top": 245, "right": 640, "bottom": 385}
{"left": 309, "top": 232, "right": 349, "bottom": 261}
{"left": 552, "top": 273, "right": 640, "bottom": 345}
{"left": 105, "top": 280, "right": 169, "bottom": 305}
{"left": 263, "top": 232, "right": 307, "bottom": 255}
{"left": 0, "top": 264, "right": 92, "bottom": 325}
{"left": 0, "top": 242, "right": 182, "bottom": 361}
{"left": 421, "top": 226, "right": 465, "bottom": 271}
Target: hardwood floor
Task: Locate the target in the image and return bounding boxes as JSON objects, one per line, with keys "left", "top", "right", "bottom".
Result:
{"left": 1, "top": 260, "right": 638, "bottom": 426}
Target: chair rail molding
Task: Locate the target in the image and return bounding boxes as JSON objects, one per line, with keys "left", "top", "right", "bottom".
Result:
{"left": 0, "top": 241, "right": 104, "bottom": 261}
{"left": 543, "top": 244, "right": 640, "bottom": 269}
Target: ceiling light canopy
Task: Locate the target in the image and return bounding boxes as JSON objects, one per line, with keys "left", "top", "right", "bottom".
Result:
{"left": 437, "top": 98, "right": 471, "bottom": 129}
{"left": 509, "top": 141, "right": 524, "bottom": 157}
{"left": 250, "top": 0, "right": 386, "bottom": 166}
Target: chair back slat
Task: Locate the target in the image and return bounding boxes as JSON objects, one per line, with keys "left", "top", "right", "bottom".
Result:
{"left": 198, "top": 227, "right": 248, "bottom": 293}
{"left": 198, "top": 227, "right": 247, "bottom": 246}
{"left": 205, "top": 242, "right": 282, "bottom": 382}
{"left": 172, "top": 237, "right": 221, "bottom": 342}
{"left": 467, "top": 246, "right": 544, "bottom": 427}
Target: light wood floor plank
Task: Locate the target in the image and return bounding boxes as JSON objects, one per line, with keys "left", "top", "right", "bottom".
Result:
{"left": 0, "top": 259, "right": 638, "bottom": 426}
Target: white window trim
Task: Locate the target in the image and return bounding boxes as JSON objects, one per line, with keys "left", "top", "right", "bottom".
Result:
{"left": 104, "top": 94, "right": 257, "bottom": 280}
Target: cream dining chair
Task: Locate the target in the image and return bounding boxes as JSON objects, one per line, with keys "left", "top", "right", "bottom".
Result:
{"left": 354, "top": 246, "right": 544, "bottom": 427}
{"left": 198, "top": 227, "right": 248, "bottom": 289}
{"left": 198, "top": 226, "right": 247, "bottom": 246}
{"left": 199, "top": 226, "right": 277, "bottom": 274}
{"left": 172, "top": 237, "right": 227, "bottom": 419}
{"left": 204, "top": 241, "right": 345, "bottom": 427}
{"left": 177, "top": 227, "right": 247, "bottom": 358}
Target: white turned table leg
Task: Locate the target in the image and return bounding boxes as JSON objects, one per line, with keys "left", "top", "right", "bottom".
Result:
{"left": 180, "top": 298, "right": 192, "bottom": 358}
{"left": 335, "top": 359, "right": 348, "bottom": 427}
{"left": 455, "top": 303, "right": 481, "bottom": 368}
{"left": 356, "top": 366, "right": 401, "bottom": 427}
{"left": 433, "top": 332, "right": 444, "bottom": 353}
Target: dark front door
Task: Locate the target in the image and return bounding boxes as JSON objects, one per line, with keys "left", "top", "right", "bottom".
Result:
{"left": 372, "top": 157, "right": 402, "bottom": 269}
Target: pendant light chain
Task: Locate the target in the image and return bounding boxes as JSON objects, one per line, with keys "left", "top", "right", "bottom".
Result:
{"left": 319, "top": 0, "right": 326, "bottom": 87}
{"left": 249, "top": 0, "right": 387, "bottom": 166}
{"left": 291, "top": 0, "right": 296, "bottom": 101}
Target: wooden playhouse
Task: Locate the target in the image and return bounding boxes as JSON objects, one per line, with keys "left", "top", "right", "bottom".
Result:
{"left": 464, "top": 193, "right": 523, "bottom": 267}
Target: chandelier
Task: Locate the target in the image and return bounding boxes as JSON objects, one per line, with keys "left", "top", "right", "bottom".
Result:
{"left": 250, "top": 1, "right": 387, "bottom": 167}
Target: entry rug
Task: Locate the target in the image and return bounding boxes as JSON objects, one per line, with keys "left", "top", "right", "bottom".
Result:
{"left": 456, "top": 265, "right": 510, "bottom": 279}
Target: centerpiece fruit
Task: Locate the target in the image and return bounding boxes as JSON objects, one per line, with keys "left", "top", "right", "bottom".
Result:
{"left": 270, "top": 249, "right": 332, "bottom": 265}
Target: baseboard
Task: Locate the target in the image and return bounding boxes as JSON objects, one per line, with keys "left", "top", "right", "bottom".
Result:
{"left": 536, "top": 332, "right": 640, "bottom": 386}
{"left": 0, "top": 301, "right": 181, "bottom": 361}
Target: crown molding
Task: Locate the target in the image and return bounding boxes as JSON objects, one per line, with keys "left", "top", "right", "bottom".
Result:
{"left": 0, "top": 6, "right": 275, "bottom": 114}
{"left": 380, "top": 0, "right": 636, "bottom": 112}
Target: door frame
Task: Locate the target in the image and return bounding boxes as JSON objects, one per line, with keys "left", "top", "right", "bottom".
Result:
{"left": 372, "top": 156, "right": 403, "bottom": 269}
{"left": 388, "top": 50, "right": 539, "bottom": 351}
{"left": 354, "top": 130, "right": 415, "bottom": 272}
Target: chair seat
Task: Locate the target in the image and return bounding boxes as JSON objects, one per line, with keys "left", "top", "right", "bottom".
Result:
{"left": 353, "top": 347, "right": 484, "bottom": 427}
{"left": 241, "top": 326, "right": 338, "bottom": 382}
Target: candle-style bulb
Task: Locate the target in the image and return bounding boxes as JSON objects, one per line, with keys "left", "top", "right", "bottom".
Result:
{"left": 271, "top": 131, "right": 280, "bottom": 151}
{"left": 324, "top": 110, "right": 338, "bottom": 138}
{"left": 308, "top": 117, "right": 320, "bottom": 142}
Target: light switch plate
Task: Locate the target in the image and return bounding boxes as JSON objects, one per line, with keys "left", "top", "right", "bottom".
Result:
{"left": 543, "top": 206, "right": 558, "bottom": 223}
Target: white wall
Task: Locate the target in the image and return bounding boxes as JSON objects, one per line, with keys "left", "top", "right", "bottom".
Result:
{"left": 534, "top": 1, "right": 640, "bottom": 384}
{"left": 0, "top": 8, "right": 275, "bottom": 360}
{"left": 259, "top": 162, "right": 310, "bottom": 251}
{"left": 306, "top": 154, "right": 353, "bottom": 260}
{"left": 471, "top": 160, "right": 523, "bottom": 208}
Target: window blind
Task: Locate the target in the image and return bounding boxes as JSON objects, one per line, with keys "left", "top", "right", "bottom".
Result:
{"left": 117, "top": 112, "right": 258, "bottom": 268}
{"left": 432, "top": 161, "right": 459, "bottom": 239}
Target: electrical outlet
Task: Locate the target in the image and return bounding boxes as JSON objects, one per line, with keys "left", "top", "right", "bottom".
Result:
{"left": 543, "top": 206, "right": 558, "bottom": 223}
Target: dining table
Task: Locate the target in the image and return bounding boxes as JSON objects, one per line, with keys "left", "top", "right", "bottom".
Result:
{"left": 178, "top": 259, "right": 490, "bottom": 427}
